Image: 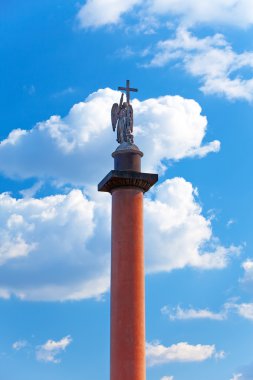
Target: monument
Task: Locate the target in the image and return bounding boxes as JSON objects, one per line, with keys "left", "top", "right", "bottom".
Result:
{"left": 98, "top": 80, "right": 158, "bottom": 380}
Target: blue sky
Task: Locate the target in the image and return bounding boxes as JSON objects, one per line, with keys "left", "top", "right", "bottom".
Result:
{"left": 0, "top": 1, "right": 253, "bottom": 380}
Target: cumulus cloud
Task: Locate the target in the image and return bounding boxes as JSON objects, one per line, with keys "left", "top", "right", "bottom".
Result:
{"left": 145, "top": 178, "right": 240, "bottom": 273}
{"left": 0, "top": 223, "right": 36, "bottom": 266}
{"left": 0, "top": 189, "right": 110, "bottom": 301}
{"left": 147, "top": 28, "right": 253, "bottom": 101}
{"left": 0, "top": 88, "right": 238, "bottom": 301}
{"left": 0, "top": 177, "right": 238, "bottom": 301}
{"left": 146, "top": 341, "right": 222, "bottom": 366}
{"left": 77, "top": 0, "right": 253, "bottom": 29}
{"left": 161, "top": 377, "right": 174, "bottom": 380}
{"left": 161, "top": 305, "right": 227, "bottom": 321}
{"left": 0, "top": 88, "right": 218, "bottom": 186}
{"left": 36, "top": 336, "right": 72, "bottom": 363}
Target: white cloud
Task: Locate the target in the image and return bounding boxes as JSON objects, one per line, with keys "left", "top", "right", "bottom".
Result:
{"left": 227, "top": 219, "right": 236, "bottom": 228}
{"left": 230, "top": 374, "right": 243, "bottom": 380}
{"left": 12, "top": 340, "right": 28, "bottom": 351}
{"left": 215, "top": 350, "right": 226, "bottom": 359}
{"left": 77, "top": 0, "right": 141, "bottom": 28}
{"left": 161, "top": 376, "right": 174, "bottom": 380}
{"left": 0, "top": 177, "right": 238, "bottom": 301}
{"left": 147, "top": 28, "right": 253, "bottom": 101}
{"left": 0, "top": 288, "right": 10, "bottom": 299}
{"left": 228, "top": 302, "right": 253, "bottom": 321}
{"left": 148, "top": 0, "right": 253, "bottom": 28}
{"left": 77, "top": 0, "right": 253, "bottom": 29}
{"left": 19, "top": 181, "right": 43, "bottom": 198}
{"left": 145, "top": 178, "right": 240, "bottom": 273}
{"left": 0, "top": 88, "right": 219, "bottom": 186}
{"left": 161, "top": 305, "right": 227, "bottom": 321}
{"left": 242, "top": 260, "right": 253, "bottom": 272}
{"left": 236, "top": 303, "right": 253, "bottom": 320}
{"left": 0, "top": 89, "right": 239, "bottom": 301}
{"left": 36, "top": 336, "right": 72, "bottom": 364}
{"left": 146, "top": 341, "right": 222, "bottom": 366}
{"left": 0, "top": 189, "right": 110, "bottom": 301}
{"left": 241, "top": 259, "right": 253, "bottom": 284}
{"left": 0, "top": 232, "right": 36, "bottom": 266}
{"left": 161, "top": 301, "right": 253, "bottom": 322}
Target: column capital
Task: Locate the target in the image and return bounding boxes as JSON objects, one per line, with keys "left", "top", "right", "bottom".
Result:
{"left": 98, "top": 170, "right": 158, "bottom": 193}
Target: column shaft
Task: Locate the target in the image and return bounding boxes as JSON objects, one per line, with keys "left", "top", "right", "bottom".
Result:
{"left": 110, "top": 187, "right": 145, "bottom": 380}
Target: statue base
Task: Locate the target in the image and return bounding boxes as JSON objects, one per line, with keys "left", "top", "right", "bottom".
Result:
{"left": 112, "top": 142, "right": 143, "bottom": 172}
{"left": 98, "top": 143, "right": 158, "bottom": 193}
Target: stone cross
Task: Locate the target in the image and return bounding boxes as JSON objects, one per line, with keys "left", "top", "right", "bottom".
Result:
{"left": 118, "top": 79, "right": 138, "bottom": 105}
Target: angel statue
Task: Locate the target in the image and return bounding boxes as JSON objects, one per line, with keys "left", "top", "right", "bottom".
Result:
{"left": 111, "top": 93, "right": 134, "bottom": 144}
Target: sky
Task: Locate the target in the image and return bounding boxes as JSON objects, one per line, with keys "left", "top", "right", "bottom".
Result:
{"left": 0, "top": 1, "right": 253, "bottom": 379}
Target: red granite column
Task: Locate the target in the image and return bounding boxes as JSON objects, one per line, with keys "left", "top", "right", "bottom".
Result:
{"left": 110, "top": 187, "right": 145, "bottom": 380}
{"left": 98, "top": 143, "right": 157, "bottom": 380}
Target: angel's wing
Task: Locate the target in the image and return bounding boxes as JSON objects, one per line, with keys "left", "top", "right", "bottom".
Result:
{"left": 127, "top": 104, "right": 133, "bottom": 133}
{"left": 111, "top": 103, "right": 119, "bottom": 131}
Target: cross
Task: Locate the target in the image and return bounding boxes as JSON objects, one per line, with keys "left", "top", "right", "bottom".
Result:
{"left": 118, "top": 80, "right": 138, "bottom": 105}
